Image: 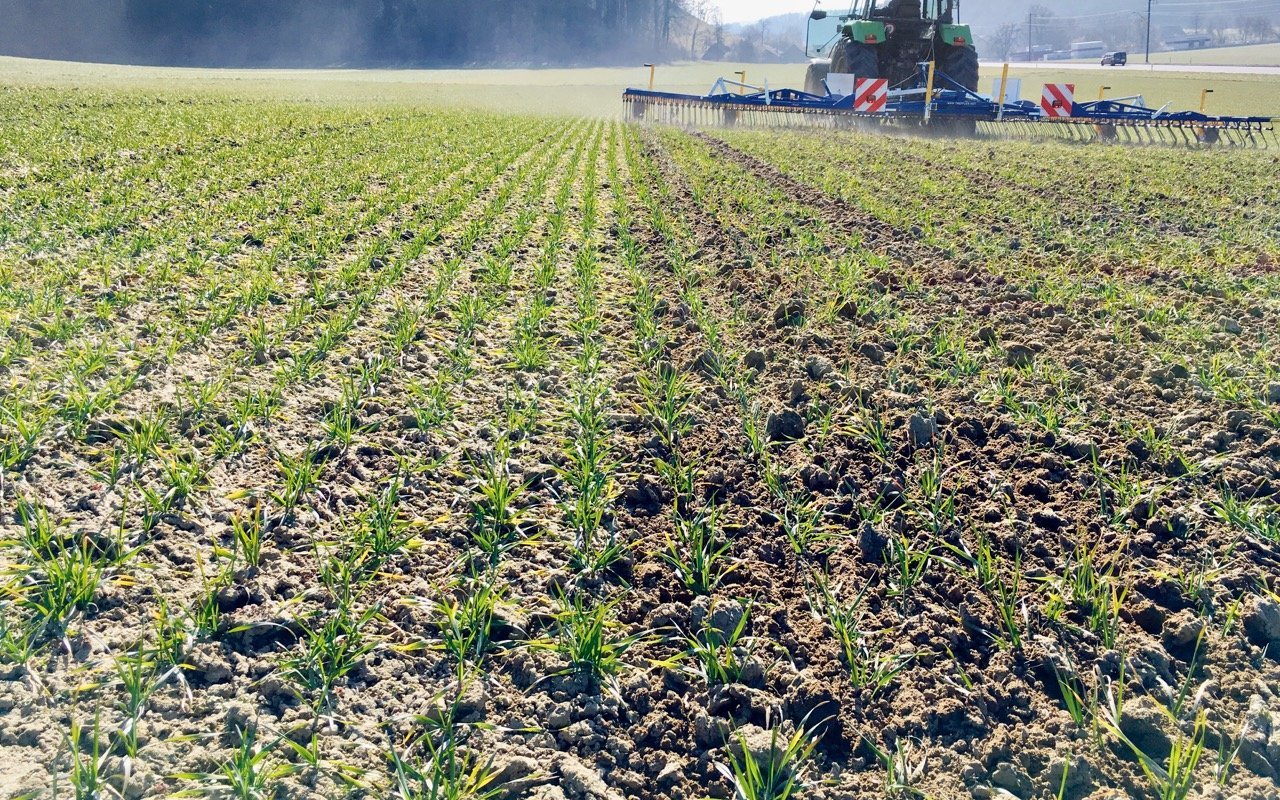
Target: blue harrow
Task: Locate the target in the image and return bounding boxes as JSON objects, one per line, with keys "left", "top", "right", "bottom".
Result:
{"left": 623, "top": 70, "right": 1278, "bottom": 148}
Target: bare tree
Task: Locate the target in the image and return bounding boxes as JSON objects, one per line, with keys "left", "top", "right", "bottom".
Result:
{"left": 1239, "top": 15, "right": 1277, "bottom": 44}
{"left": 985, "top": 22, "right": 1020, "bottom": 61}
{"left": 685, "top": 0, "right": 716, "bottom": 59}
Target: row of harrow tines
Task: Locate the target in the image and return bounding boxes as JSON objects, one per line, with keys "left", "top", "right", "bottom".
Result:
{"left": 623, "top": 71, "right": 1278, "bottom": 148}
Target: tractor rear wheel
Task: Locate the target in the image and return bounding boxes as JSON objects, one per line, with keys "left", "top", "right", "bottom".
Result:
{"left": 940, "top": 44, "right": 980, "bottom": 92}
{"left": 830, "top": 40, "right": 879, "bottom": 82}
{"left": 804, "top": 61, "right": 831, "bottom": 95}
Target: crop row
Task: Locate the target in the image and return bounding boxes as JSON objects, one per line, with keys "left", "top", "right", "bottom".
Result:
{"left": 713, "top": 129, "right": 1280, "bottom": 430}
{"left": 632, "top": 124, "right": 1279, "bottom": 799}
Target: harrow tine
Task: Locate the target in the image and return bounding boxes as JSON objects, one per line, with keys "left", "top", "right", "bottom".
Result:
{"left": 622, "top": 87, "right": 1276, "bottom": 154}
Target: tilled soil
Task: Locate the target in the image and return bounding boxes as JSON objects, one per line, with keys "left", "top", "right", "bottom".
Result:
{"left": 2, "top": 97, "right": 1279, "bottom": 800}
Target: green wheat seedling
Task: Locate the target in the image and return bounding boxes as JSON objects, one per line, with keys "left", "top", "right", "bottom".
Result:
{"left": 15, "top": 501, "right": 61, "bottom": 559}
{"left": 234, "top": 386, "right": 283, "bottom": 428}
{"left": 270, "top": 444, "right": 325, "bottom": 515}
{"left": 1051, "top": 537, "right": 1129, "bottom": 649}
{"left": 654, "top": 457, "right": 699, "bottom": 516}
{"left": 468, "top": 454, "right": 528, "bottom": 567}
{"left": 927, "top": 325, "right": 982, "bottom": 379}
{"left": 1197, "top": 355, "right": 1256, "bottom": 406}
{"left": 1118, "top": 422, "right": 1190, "bottom": 475}
{"left": 88, "top": 445, "right": 128, "bottom": 490}
{"left": 1213, "top": 720, "right": 1248, "bottom": 787}
{"left": 182, "top": 561, "right": 227, "bottom": 646}
{"left": 358, "top": 476, "right": 414, "bottom": 559}
{"left": 1091, "top": 457, "right": 1147, "bottom": 528}
{"left": 937, "top": 529, "right": 999, "bottom": 594}
{"left": 277, "top": 600, "right": 381, "bottom": 709}
{"left": 511, "top": 300, "right": 552, "bottom": 371}
{"left": 60, "top": 379, "right": 107, "bottom": 438}
{"left": 989, "top": 549, "right": 1026, "bottom": 651}
{"left": 121, "top": 410, "right": 170, "bottom": 465}
{"left": 159, "top": 454, "right": 209, "bottom": 510}
{"left": 0, "top": 606, "right": 40, "bottom": 665}
{"left": 0, "top": 393, "right": 51, "bottom": 469}
{"left": 679, "top": 600, "right": 755, "bottom": 687}
{"left": 533, "top": 591, "right": 644, "bottom": 691}
{"left": 434, "top": 575, "right": 503, "bottom": 665}
{"left": 866, "top": 737, "right": 929, "bottom": 799}
{"left": 1103, "top": 704, "right": 1209, "bottom": 800}
{"left": 638, "top": 367, "right": 695, "bottom": 453}
{"left": 322, "top": 402, "right": 366, "bottom": 450}
{"left": 739, "top": 399, "right": 770, "bottom": 461}
{"left": 229, "top": 509, "right": 265, "bottom": 570}
{"left": 884, "top": 533, "right": 933, "bottom": 614}
{"left": 112, "top": 649, "right": 161, "bottom": 764}
{"left": 1165, "top": 555, "right": 1223, "bottom": 609}
{"left": 1213, "top": 490, "right": 1279, "bottom": 542}
{"left": 628, "top": 284, "right": 667, "bottom": 366}
{"left": 279, "top": 731, "right": 368, "bottom": 794}
{"left": 22, "top": 540, "right": 106, "bottom": 641}
{"left": 500, "top": 389, "right": 541, "bottom": 438}
{"left": 715, "top": 718, "right": 821, "bottom": 800}
{"left": 811, "top": 573, "right": 911, "bottom": 697}
{"left": 244, "top": 318, "right": 271, "bottom": 364}
{"left": 174, "top": 724, "right": 298, "bottom": 800}
{"left": 661, "top": 504, "right": 736, "bottom": 596}
{"left": 565, "top": 475, "right": 625, "bottom": 574}
{"left": 1046, "top": 646, "right": 1102, "bottom": 732}
{"left": 453, "top": 293, "right": 490, "bottom": 339}
{"left": 59, "top": 714, "right": 120, "bottom": 800}
{"left": 779, "top": 495, "right": 837, "bottom": 557}
{"left": 561, "top": 382, "right": 624, "bottom": 573}
{"left": 910, "top": 450, "right": 957, "bottom": 535}
{"left": 408, "top": 377, "right": 458, "bottom": 430}
{"left": 386, "top": 728, "right": 501, "bottom": 800}
{"left": 851, "top": 411, "right": 894, "bottom": 465}
{"left": 175, "top": 377, "right": 226, "bottom": 422}
{"left": 389, "top": 301, "right": 426, "bottom": 352}
{"left": 149, "top": 598, "right": 193, "bottom": 673}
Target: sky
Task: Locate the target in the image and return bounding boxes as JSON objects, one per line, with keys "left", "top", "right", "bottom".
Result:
{"left": 711, "top": 0, "right": 821, "bottom": 25}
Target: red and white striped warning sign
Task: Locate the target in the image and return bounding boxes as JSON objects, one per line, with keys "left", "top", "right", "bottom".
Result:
{"left": 854, "top": 78, "right": 889, "bottom": 113}
{"left": 1041, "top": 83, "right": 1076, "bottom": 118}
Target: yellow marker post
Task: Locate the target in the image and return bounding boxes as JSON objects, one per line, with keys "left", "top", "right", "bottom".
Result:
{"left": 735, "top": 71, "right": 747, "bottom": 95}
{"left": 1200, "top": 89, "right": 1214, "bottom": 114}
{"left": 996, "top": 63, "right": 1010, "bottom": 122}
{"left": 1098, "top": 85, "right": 1111, "bottom": 100}
{"left": 644, "top": 64, "right": 655, "bottom": 91}
{"left": 924, "top": 61, "right": 937, "bottom": 122}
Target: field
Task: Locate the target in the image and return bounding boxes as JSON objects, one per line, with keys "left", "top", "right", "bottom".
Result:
{"left": 4, "top": 55, "right": 1280, "bottom": 119}
{"left": 1144, "top": 44, "right": 1280, "bottom": 68}
{"left": 2, "top": 67, "right": 1280, "bottom": 800}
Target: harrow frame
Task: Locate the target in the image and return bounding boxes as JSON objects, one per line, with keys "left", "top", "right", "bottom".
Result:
{"left": 623, "top": 70, "right": 1279, "bottom": 148}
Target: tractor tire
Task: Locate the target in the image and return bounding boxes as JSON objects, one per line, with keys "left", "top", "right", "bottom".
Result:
{"left": 830, "top": 39, "right": 879, "bottom": 82}
{"left": 804, "top": 60, "right": 832, "bottom": 96}
{"left": 940, "top": 44, "right": 980, "bottom": 92}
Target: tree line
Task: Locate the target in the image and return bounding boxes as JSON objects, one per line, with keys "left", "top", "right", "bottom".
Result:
{"left": 0, "top": 0, "right": 702, "bottom": 67}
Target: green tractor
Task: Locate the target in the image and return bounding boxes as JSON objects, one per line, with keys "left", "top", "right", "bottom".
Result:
{"left": 804, "top": 1, "right": 979, "bottom": 96}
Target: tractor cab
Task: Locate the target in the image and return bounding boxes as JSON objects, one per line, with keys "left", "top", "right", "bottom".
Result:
{"left": 805, "top": 0, "right": 976, "bottom": 94}
{"left": 868, "top": 0, "right": 952, "bottom": 23}
{"left": 807, "top": 2, "right": 969, "bottom": 58}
